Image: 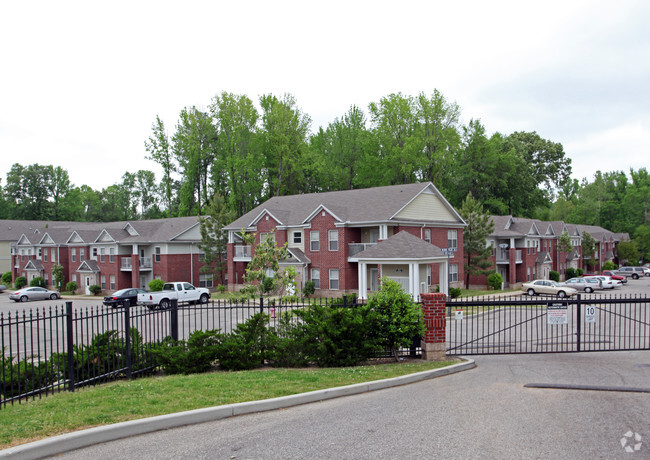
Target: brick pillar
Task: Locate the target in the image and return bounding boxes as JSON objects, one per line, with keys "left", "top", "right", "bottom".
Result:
{"left": 420, "top": 292, "right": 447, "bottom": 361}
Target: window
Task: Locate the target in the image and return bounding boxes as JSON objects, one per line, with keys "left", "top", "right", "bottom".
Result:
{"left": 328, "top": 230, "right": 338, "bottom": 251}
{"left": 199, "top": 274, "right": 213, "bottom": 288}
{"left": 43, "top": 249, "right": 48, "bottom": 262}
{"left": 80, "top": 249, "right": 85, "bottom": 261}
{"left": 109, "top": 248, "right": 115, "bottom": 263}
{"left": 198, "top": 252, "right": 205, "bottom": 261}
{"left": 71, "top": 249, "right": 76, "bottom": 262}
{"left": 38, "top": 248, "right": 42, "bottom": 259}
{"left": 101, "top": 275, "right": 106, "bottom": 289}
{"left": 447, "top": 230, "right": 457, "bottom": 250}
{"left": 100, "top": 248, "right": 105, "bottom": 262}
{"left": 310, "top": 231, "right": 320, "bottom": 251}
{"left": 424, "top": 229, "right": 431, "bottom": 243}
{"left": 155, "top": 246, "right": 161, "bottom": 262}
{"left": 72, "top": 274, "right": 77, "bottom": 283}
{"left": 449, "top": 264, "right": 458, "bottom": 283}
{"left": 260, "top": 232, "right": 275, "bottom": 243}
{"left": 92, "top": 248, "right": 98, "bottom": 259}
{"left": 110, "top": 275, "right": 116, "bottom": 290}
{"left": 51, "top": 248, "right": 56, "bottom": 262}
{"left": 44, "top": 273, "right": 49, "bottom": 284}
{"left": 329, "top": 269, "right": 339, "bottom": 290}
{"left": 427, "top": 265, "right": 432, "bottom": 285}
{"left": 293, "top": 231, "right": 302, "bottom": 244}
{"left": 311, "top": 268, "right": 320, "bottom": 289}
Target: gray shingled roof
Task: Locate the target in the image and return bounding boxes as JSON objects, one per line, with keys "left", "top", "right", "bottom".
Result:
{"left": 351, "top": 231, "right": 446, "bottom": 260}
{"left": 224, "top": 182, "right": 462, "bottom": 230}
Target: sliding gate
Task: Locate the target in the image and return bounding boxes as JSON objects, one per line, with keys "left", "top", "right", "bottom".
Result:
{"left": 446, "top": 294, "right": 650, "bottom": 355}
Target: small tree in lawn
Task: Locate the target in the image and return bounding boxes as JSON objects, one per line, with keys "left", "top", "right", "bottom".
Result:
{"left": 241, "top": 231, "right": 290, "bottom": 297}
{"left": 459, "top": 192, "right": 495, "bottom": 289}
{"left": 367, "top": 277, "right": 425, "bottom": 361}
{"left": 198, "top": 193, "right": 235, "bottom": 289}
{"left": 52, "top": 264, "right": 65, "bottom": 291}
{"left": 581, "top": 232, "right": 597, "bottom": 270}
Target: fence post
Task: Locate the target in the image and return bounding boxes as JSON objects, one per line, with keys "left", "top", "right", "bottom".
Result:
{"left": 170, "top": 298, "right": 178, "bottom": 341}
{"left": 342, "top": 295, "right": 347, "bottom": 308}
{"left": 260, "top": 296, "right": 264, "bottom": 314}
{"left": 124, "top": 300, "right": 132, "bottom": 379}
{"left": 420, "top": 293, "right": 447, "bottom": 361}
{"left": 575, "top": 294, "right": 581, "bottom": 352}
{"left": 65, "top": 301, "right": 75, "bottom": 392}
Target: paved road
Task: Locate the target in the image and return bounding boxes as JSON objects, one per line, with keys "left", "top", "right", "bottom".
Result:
{"left": 51, "top": 351, "right": 650, "bottom": 459}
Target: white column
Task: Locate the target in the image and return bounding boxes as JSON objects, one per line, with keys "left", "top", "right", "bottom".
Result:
{"left": 413, "top": 263, "right": 420, "bottom": 302}
{"left": 379, "top": 225, "right": 388, "bottom": 240}
{"left": 408, "top": 263, "right": 414, "bottom": 298}
{"left": 358, "top": 262, "right": 367, "bottom": 299}
{"left": 439, "top": 260, "right": 449, "bottom": 295}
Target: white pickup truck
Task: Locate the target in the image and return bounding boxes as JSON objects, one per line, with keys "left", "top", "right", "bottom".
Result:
{"left": 137, "top": 282, "right": 211, "bottom": 309}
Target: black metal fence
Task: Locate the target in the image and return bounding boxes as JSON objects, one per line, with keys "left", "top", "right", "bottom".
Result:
{"left": 2, "top": 295, "right": 416, "bottom": 408}
{"left": 446, "top": 294, "right": 650, "bottom": 355}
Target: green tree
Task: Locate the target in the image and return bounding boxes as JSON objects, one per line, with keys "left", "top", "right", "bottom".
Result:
{"left": 581, "top": 232, "right": 597, "bottom": 269}
{"left": 199, "top": 193, "right": 235, "bottom": 287}
{"left": 459, "top": 192, "right": 495, "bottom": 288}
{"left": 633, "top": 224, "right": 650, "bottom": 261}
{"left": 145, "top": 115, "right": 176, "bottom": 213}
{"left": 241, "top": 231, "right": 289, "bottom": 297}
{"left": 616, "top": 240, "right": 640, "bottom": 265}
{"left": 52, "top": 264, "right": 65, "bottom": 291}
{"left": 558, "top": 230, "right": 573, "bottom": 256}
{"left": 367, "top": 277, "right": 425, "bottom": 361}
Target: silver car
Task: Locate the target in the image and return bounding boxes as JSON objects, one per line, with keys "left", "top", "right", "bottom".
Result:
{"left": 9, "top": 287, "right": 61, "bottom": 302}
{"left": 560, "top": 277, "right": 602, "bottom": 293}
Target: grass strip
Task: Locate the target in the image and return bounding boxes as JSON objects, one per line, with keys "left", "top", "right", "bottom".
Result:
{"left": 0, "top": 360, "right": 455, "bottom": 448}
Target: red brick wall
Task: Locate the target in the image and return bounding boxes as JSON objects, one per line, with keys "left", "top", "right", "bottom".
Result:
{"left": 420, "top": 292, "right": 446, "bottom": 344}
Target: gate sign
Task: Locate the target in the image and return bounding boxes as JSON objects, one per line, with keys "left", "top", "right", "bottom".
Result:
{"left": 547, "top": 302, "right": 568, "bottom": 325}
{"left": 585, "top": 305, "right": 597, "bottom": 323}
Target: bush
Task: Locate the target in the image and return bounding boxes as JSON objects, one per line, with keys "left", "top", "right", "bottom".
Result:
{"left": 1, "top": 271, "right": 11, "bottom": 286}
{"left": 449, "top": 287, "right": 462, "bottom": 298}
{"left": 549, "top": 271, "right": 560, "bottom": 282}
{"left": 217, "top": 284, "right": 226, "bottom": 293}
{"left": 302, "top": 280, "right": 315, "bottom": 297}
{"left": 487, "top": 272, "right": 503, "bottom": 291}
{"left": 150, "top": 330, "right": 222, "bottom": 375}
{"left": 66, "top": 281, "right": 78, "bottom": 294}
{"left": 30, "top": 276, "right": 45, "bottom": 288}
{"left": 577, "top": 268, "right": 584, "bottom": 276}
{"left": 295, "top": 304, "right": 381, "bottom": 367}
{"left": 603, "top": 261, "right": 617, "bottom": 271}
{"left": 148, "top": 279, "right": 164, "bottom": 292}
{"left": 15, "top": 276, "right": 27, "bottom": 289}
{"left": 217, "top": 314, "right": 270, "bottom": 370}
{"left": 565, "top": 268, "right": 577, "bottom": 280}
{"left": 89, "top": 284, "right": 102, "bottom": 296}
{"left": 267, "top": 313, "right": 310, "bottom": 368}
{"left": 1, "top": 351, "right": 56, "bottom": 399}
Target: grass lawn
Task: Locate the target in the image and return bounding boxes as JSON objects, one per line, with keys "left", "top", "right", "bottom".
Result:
{"left": 0, "top": 360, "right": 456, "bottom": 449}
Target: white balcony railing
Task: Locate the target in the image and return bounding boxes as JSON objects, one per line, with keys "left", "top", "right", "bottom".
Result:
{"left": 234, "top": 245, "right": 252, "bottom": 259}
{"left": 348, "top": 243, "right": 377, "bottom": 257}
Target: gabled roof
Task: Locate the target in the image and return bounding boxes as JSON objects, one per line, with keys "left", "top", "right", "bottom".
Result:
{"left": 350, "top": 231, "right": 446, "bottom": 261}
{"left": 24, "top": 259, "right": 44, "bottom": 271}
{"left": 225, "top": 182, "right": 465, "bottom": 231}
{"left": 77, "top": 260, "right": 100, "bottom": 273}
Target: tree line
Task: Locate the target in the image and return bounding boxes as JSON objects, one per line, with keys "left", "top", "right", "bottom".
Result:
{"left": 0, "top": 89, "right": 647, "bottom": 259}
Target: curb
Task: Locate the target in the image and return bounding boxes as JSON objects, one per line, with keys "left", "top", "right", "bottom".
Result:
{"left": 0, "top": 359, "right": 475, "bottom": 459}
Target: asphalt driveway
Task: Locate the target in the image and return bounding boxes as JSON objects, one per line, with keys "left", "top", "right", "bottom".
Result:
{"left": 48, "top": 350, "right": 650, "bottom": 460}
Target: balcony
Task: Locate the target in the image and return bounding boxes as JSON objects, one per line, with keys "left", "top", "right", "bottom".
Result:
{"left": 233, "top": 245, "right": 252, "bottom": 261}
{"left": 120, "top": 257, "right": 153, "bottom": 271}
{"left": 348, "top": 242, "right": 377, "bottom": 258}
{"left": 495, "top": 249, "right": 523, "bottom": 264}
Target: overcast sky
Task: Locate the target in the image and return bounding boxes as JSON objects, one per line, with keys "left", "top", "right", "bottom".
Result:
{"left": 1, "top": 1, "right": 648, "bottom": 191}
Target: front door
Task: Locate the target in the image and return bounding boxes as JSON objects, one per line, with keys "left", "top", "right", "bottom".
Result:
{"left": 369, "top": 268, "right": 379, "bottom": 292}
{"left": 84, "top": 276, "right": 92, "bottom": 295}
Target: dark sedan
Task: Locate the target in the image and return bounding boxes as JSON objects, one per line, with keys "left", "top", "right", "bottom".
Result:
{"left": 103, "top": 288, "right": 148, "bottom": 308}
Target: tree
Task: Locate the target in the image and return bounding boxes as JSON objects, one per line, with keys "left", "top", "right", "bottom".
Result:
{"left": 616, "top": 240, "right": 640, "bottom": 266}
{"left": 52, "top": 264, "right": 65, "bottom": 291}
{"left": 367, "top": 277, "right": 425, "bottom": 361}
{"left": 459, "top": 192, "right": 495, "bottom": 288}
{"left": 558, "top": 230, "right": 573, "bottom": 257}
{"left": 145, "top": 115, "right": 175, "bottom": 213}
{"left": 240, "top": 231, "right": 289, "bottom": 297}
{"left": 633, "top": 224, "right": 650, "bottom": 262}
{"left": 581, "top": 232, "right": 597, "bottom": 269}
{"left": 198, "top": 193, "right": 235, "bottom": 287}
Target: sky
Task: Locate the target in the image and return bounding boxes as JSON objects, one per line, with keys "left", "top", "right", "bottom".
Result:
{"left": 1, "top": 1, "right": 649, "bottom": 191}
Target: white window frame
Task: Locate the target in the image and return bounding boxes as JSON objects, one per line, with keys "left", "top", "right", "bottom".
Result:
{"left": 51, "top": 248, "right": 56, "bottom": 262}
{"left": 328, "top": 230, "right": 338, "bottom": 251}
{"left": 293, "top": 231, "right": 302, "bottom": 244}
{"left": 155, "top": 246, "right": 161, "bottom": 262}
{"left": 447, "top": 230, "right": 458, "bottom": 250}
{"left": 199, "top": 273, "right": 214, "bottom": 288}
{"left": 329, "top": 269, "right": 339, "bottom": 290}
{"left": 310, "top": 231, "right": 320, "bottom": 251}
{"left": 109, "top": 247, "right": 115, "bottom": 263}
{"left": 71, "top": 248, "right": 76, "bottom": 262}
{"left": 424, "top": 228, "right": 431, "bottom": 243}
{"left": 101, "top": 275, "right": 106, "bottom": 289}
{"left": 311, "top": 268, "right": 320, "bottom": 289}
{"left": 449, "top": 264, "right": 458, "bottom": 283}
{"left": 110, "top": 275, "right": 116, "bottom": 290}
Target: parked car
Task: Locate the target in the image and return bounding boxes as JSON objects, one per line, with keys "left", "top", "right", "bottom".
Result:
{"left": 560, "top": 277, "right": 602, "bottom": 293}
{"left": 616, "top": 266, "right": 650, "bottom": 279}
{"left": 592, "top": 275, "right": 622, "bottom": 289}
{"left": 600, "top": 270, "right": 628, "bottom": 283}
{"left": 103, "top": 288, "right": 148, "bottom": 308}
{"left": 522, "top": 280, "right": 578, "bottom": 298}
{"left": 9, "top": 287, "right": 61, "bottom": 302}
{"left": 137, "top": 282, "right": 210, "bottom": 309}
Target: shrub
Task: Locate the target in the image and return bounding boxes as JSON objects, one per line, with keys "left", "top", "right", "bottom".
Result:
{"left": 449, "top": 287, "right": 462, "bottom": 298}
{"left": 302, "top": 280, "right": 315, "bottom": 297}
{"left": 89, "top": 284, "right": 102, "bottom": 296}
{"left": 217, "top": 284, "right": 226, "bottom": 293}
{"left": 66, "top": 281, "right": 78, "bottom": 294}
{"left": 148, "top": 279, "right": 164, "bottom": 292}
{"left": 217, "top": 314, "right": 270, "bottom": 371}
{"left": 30, "top": 276, "right": 45, "bottom": 288}
{"left": 295, "top": 304, "right": 381, "bottom": 367}
{"left": 367, "top": 278, "right": 424, "bottom": 360}
{"left": 549, "top": 271, "right": 560, "bottom": 282}
{"left": 267, "top": 313, "right": 310, "bottom": 368}
{"left": 1, "top": 271, "right": 11, "bottom": 286}
{"left": 565, "top": 268, "right": 577, "bottom": 280}
{"left": 15, "top": 276, "right": 27, "bottom": 289}
{"left": 150, "top": 330, "right": 222, "bottom": 375}
{"left": 1, "top": 351, "right": 56, "bottom": 399}
{"left": 603, "top": 261, "right": 617, "bottom": 271}
{"left": 487, "top": 272, "right": 503, "bottom": 291}
{"left": 577, "top": 268, "right": 584, "bottom": 276}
